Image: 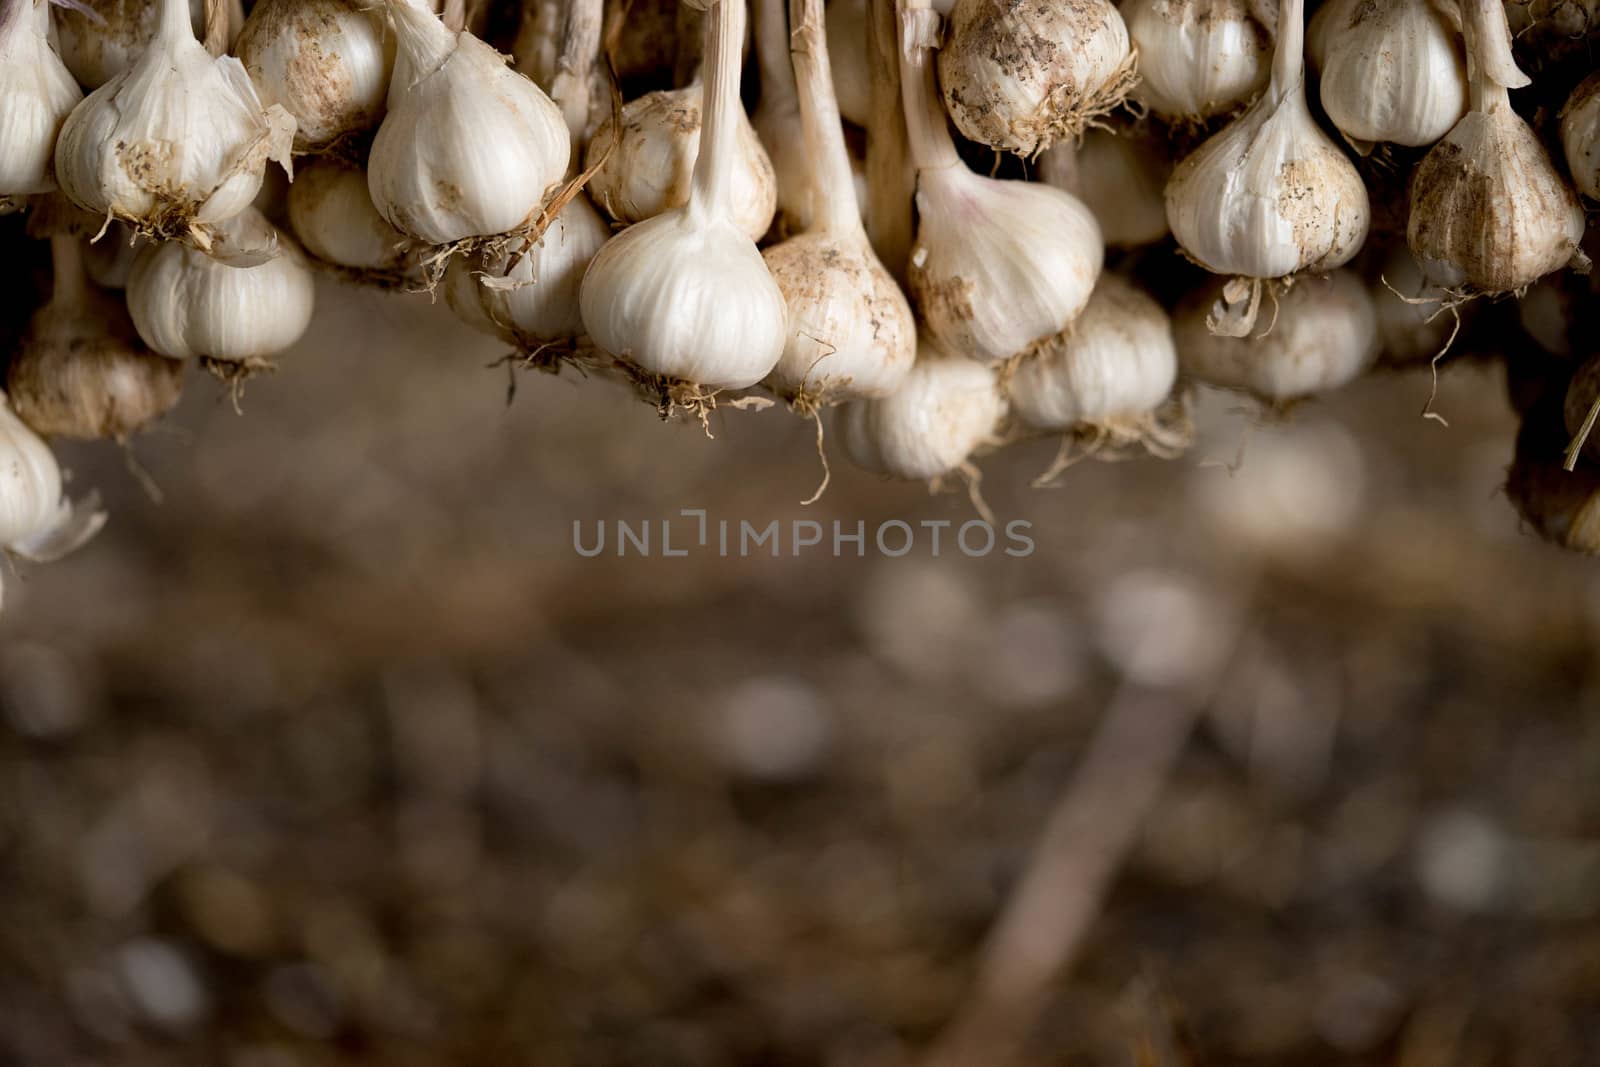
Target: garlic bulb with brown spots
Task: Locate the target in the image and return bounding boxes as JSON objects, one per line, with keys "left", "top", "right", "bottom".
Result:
{"left": 54, "top": 0, "right": 205, "bottom": 89}
{"left": 0, "top": 0, "right": 83, "bottom": 202}
{"left": 1122, "top": 0, "right": 1273, "bottom": 122}
{"left": 287, "top": 156, "right": 415, "bottom": 276}
{"left": 1560, "top": 72, "right": 1600, "bottom": 202}
{"left": 1039, "top": 126, "right": 1171, "bottom": 249}
{"left": 1319, "top": 0, "right": 1467, "bottom": 151}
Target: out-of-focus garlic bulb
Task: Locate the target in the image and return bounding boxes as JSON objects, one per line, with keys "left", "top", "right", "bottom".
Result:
{"left": 1122, "top": 0, "right": 1272, "bottom": 122}
{"left": 127, "top": 209, "right": 315, "bottom": 367}
{"left": 1408, "top": 0, "right": 1585, "bottom": 294}
{"left": 825, "top": 0, "right": 868, "bottom": 126}
{"left": 936, "top": 0, "right": 1134, "bottom": 156}
{"left": 753, "top": 0, "right": 815, "bottom": 233}
{"left": 1174, "top": 270, "right": 1379, "bottom": 403}
{"left": 0, "top": 0, "right": 83, "bottom": 202}
{"left": 288, "top": 157, "right": 415, "bottom": 276}
{"left": 0, "top": 391, "right": 106, "bottom": 582}
{"left": 585, "top": 85, "right": 779, "bottom": 242}
{"left": 55, "top": 0, "right": 205, "bottom": 90}
{"left": 840, "top": 339, "right": 1006, "bottom": 481}
{"left": 1039, "top": 126, "right": 1171, "bottom": 248}
{"left": 1319, "top": 0, "right": 1466, "bottom": 151}
{"left": 1563, "top": 355, "right": 1600, "bottom": 465}
{"left": 368, "top": 0, "right": 569, "bottom": 246}
{"left": 235, "top": 0, "right": 395, "bottom": 151}
{"left": 1560, "top": 72, "right": 1600, "bottom": 202}
{"left": 54, "top": 0, "right": 295, "bottom": 247}
{"left": 1373, "top": 244, "right": 1455, "bottom": 365}
{"left": 1507, "top": 411, "right": 1600, "bottom": 555}
{"left": 580, "top": 0, "right": 788, "bottom": 394}
{"left": 899, "top": 4, "right": 1102, "bottom": 364}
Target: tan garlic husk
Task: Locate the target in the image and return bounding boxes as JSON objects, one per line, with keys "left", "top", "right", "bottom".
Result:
{"left": 287, "top": 156, "right": 416, "bottom": 277}
{"left": 0, "top": 389, "right": 107, "bottom": 598}
{"left": 759, "top": 0, "right": 914, "bottom": 404}
{"left": 235, "top": 0, "right": 395, "bottom": 151}
{"left": 1373, "top": 243, "right": 1456, "bottom": 365}
{"left": 9, "top": 236, "right": 184, "bottom": 441}
{"left": 1319, "top": 0, "right": 1467, "bottom": 151}
{"left": 1174, "top": 270, "right": 1379, "bottom": 403}
{"left": 753, "top": 0, "right": 816, "bottom": 233}
{"left": 0, "top": 0, "right": 83, "bottom": 200}
{"left": 54, "top": 0, "right": 296, "bottom": 247}
{"left": 899, "top": 3, "right": 1102, "bottom": 364}
{"left": 1560, "top": 72, "right": 1600, "bottom": 202}
{"left": 936, "top": 0, "right": 1136, "bottom": 156}
{"left": 54, "top": 0, "right": 205, "bottom": 89}
{"left": 825, "top": 0, "right": 869, "bottom": 126}
{"left": 1121, "top": 0, "right": 1273, "bottom": 122}
{"left": 1039, "top": 126, "right": 1172, "bottom": 248}
{"left": 1407, "top": 0, "right": 1585, "bottom": 294}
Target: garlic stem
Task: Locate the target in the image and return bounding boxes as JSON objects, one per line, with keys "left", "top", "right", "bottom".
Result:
{"left": 202, "top": 0, "right": 227, "bottom": 54}
{"left": 386, "top": 0, "right": 455, "bottom": 76}
{"left": 1462, "top": 0, "right": 1529, "bottom": 92}
{"left": 442, "top": 0, "right": 465, "bottom": 31}
{"left": 0, "top": 0, "right": 24, "bottom": 41}
{"left": 159, "top": 0, "right": 194, "bottom": 43}
{"left": 866, "top": 0, "right": 912, "bottom": 279}
{"left": 48, "top": 235, "right": 88, "bottom": 309}
{"left": 1268, "top": 0, "right": 1304, "bottom": 105}
{"left": 691, "top": 0, "right": 747, "bottom": 221}
{"left": 790, "top": 0, "right": 862, "bottom": 234}
{"left": 550, "top": 0, "right": 603, "bottom": 141}
{"left": 896, "top": 0, "right": 961, "bottom": 172}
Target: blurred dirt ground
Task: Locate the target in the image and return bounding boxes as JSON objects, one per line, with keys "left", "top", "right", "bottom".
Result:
{"left": 2, "top": 277, "right": 1599, "bottom": 1066}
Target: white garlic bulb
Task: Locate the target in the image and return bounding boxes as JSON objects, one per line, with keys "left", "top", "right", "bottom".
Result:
{"left": 825, "top": 0, "right": 868, "bottom": 127}
{"left": 369, "top": 0, "right": 569, "bottom": 246}
{"left": 1373, "top": 243, "right": 1455, "bottom": 365}
{"left": 1165, "top": 0, "right": 1369, "bottom": 284}
{"left": 899, "top": 10, "right": 1102, "bottom": 365}
{"left": 1122, "top": 0, "right": 1272, "bottom": 122}
{"left": 127, "top": 209, "right": 316, "bottom": 365}
{"left": 1306, "top": 0, "right": 1351, "bottom": 73}
{"left": 585, "top": 85, "right": 779, "bottom": 243}
{"left": 840, "top": 339, "right": 1006, "bottom": 481}
{"left": 580, "top": 0, "right": 787, "bottom": 391}
{"left": 1408, "top": 0, "right": 1585, "bottom": 293}
{"left": 0, "top": 0, "right": 83, "bottom": 200}
{"left": 1319, "top": 0, "right": 1467, "bottom": 151}
{"left": 236, "top": 0, "right": 395, "bottom": 150}
{"left": 754, "top": 0, "right": 816, "bottom": 233}
{"left": 55, "top": 0, "right": 205, "bottom": 90}
{"left": 1174, "top": 270, "right": 1379, "bottom": 403}
{"left": 1039, "top": 127, "right": 1172, "bottom": 248}
{"left": 937, "top": 0, "right": 1135, "bottom": 155}
{"left": 54, "top": 0, "right": 295, "bottom": 243}
{"left": 1008, "top": 273, "right": 1177, "bottom": 432}
{"left": 0, "top": 391, "right": 106, "bottom": 569}
{"left": 288, "top": 156, "right": 415, "bottom": 275}
{"left": 1560, "top": 72, "right": 1600, "bottom": 202}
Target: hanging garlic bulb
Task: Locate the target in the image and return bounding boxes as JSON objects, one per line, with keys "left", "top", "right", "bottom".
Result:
{"left": 55, "top": 0, "right": 205, "bottom": 90}
{"left": 287, "top": 156, "right": 416, "bottom": 275}
{"left": 1407, "top": 0, "right": 1585, "bottom": 294}
{"left": 1507, "top": 413, "right": 1600, "bottom": 555}
{"left": 54, "top": 0, "right": 296, "bottom": 246}
{"left": 840, "top": 339, "right": 1006, "bottom": 481}
{"left": 753, "top": 0, "right": 816, "bottom": 233}
{"left": 368, "top": 0, "right": 569, "bottom": 246}
{"left": 0, "top": 0, "right": 83, "bottom": 203}
{"left": 936, "top": 0, "right": 1136, "bottom": 155}
{"left": 1373, "top": 243, "right": 1455, "bottom": 365}
{"left": 899, "top": 4, "right": 1102, "bottom": 365}
{"left": 1121, "top": 0, "right": 1272, "bottom": 122}
{"left": 585, "top": 85, "right": 779, "bottom": 243}
{"left": 8, "top": 236, "right": 183, "bottom": 441}
{"left": 1560, "top": 72, "right": 1600, "bottom": 202}
{"left": 1039, "top": 126, "right": 1171, "bottom": 248}
{"left": 0, "top": 391, "right": 106, "bottom": 599}
{"left": 1165, "top": 0, "right": 1369, "bottom": 333}
{"left": 760, "top": 0, "right": 914, "bottom": 403}
{"left": 1306, "top": 0, "right": 1352, "bottom": 73}
{"left": 235, "top": 0, "right": 395, "bottom": 151}
{"left": 825, "top": 0, "right": 869, "bottom": 126}
{"left": 580, "top": 0, "right": 787, "bottom": 393}
{"left": 1174, "top": 270, "right": 1379, "bottom": 403}
{"left": 1319, "top": 0, "right": 1467, "bottom": 151}
{"left": 127, "top": 209, "right": 315, "bottom": 367}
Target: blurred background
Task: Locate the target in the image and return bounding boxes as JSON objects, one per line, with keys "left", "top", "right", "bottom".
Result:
{"left": 2, "top": 275, "right": 1599, "bottom": 1066}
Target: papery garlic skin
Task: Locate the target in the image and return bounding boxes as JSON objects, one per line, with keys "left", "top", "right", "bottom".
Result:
{"left": 1040, "top": 128, "right": 1171, "bottom": 248}
{"left": 840, "top": 340, "right": 1006, "bottom": 481}
{"left": 825, "top": 0, "right": 869, "bottom": 126}
{"left": 1320, "top": 0, "right": 1467, "bottom": 150}
{"left": 0, "top": 0, "right": 84, "bottom": 198}
{"left": 1122, "top": 0, "right": 1271, "bottom": 121}
{"left": 1174, "top": 271, "right": 1379, "bottom": 402}
{"left": 236, "top": 0, "right": 395, "bottom": 150}
{"left": 288, "top": 156, "right": 414, "bottom": 273}
{"left": 1560, "top": 72, "right": 1600, "bottom": 202}
{"left": 369, "top": 0, "right": 569, "bottom": 246}
{"left": 1008, "top": 273, "right": 1176, "bottom": 431}
{"left": 0, "top": 392, "right": 105, "bottom": 564}
{"left": 585, "top": 87, "right": 779, "bottom": 242}
{"left": 55, "top": 0, "right": 204, "bottom": 90}
{"left": 937, "top": 0, "right": 1134, "bottom": 156}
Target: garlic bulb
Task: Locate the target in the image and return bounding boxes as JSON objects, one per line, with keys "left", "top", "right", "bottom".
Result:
{"left": 936, "top": 0, "right": 1135, "bottom": 155}
{"left": 580, "top": 0, "right": 787, "bottom": 392}
{"left": 1560, "top": 72, "right": 1600, "bottom": 202}
{"left": 368, "top": 0, "right": 569, "bottom": 246}
{"left": 1563, "top": 355, "right": 1600, "bottom": 464}
{"left": 899, "top": 6, "right": 1102, "bottom": 365}
{"left": 1306, "top": 0, "right": 1352, "bottom": 73}
{"left": 0, "top": 0, "right": 83, "bottom": 200}
{"left": 759, "top": 0, "right": 914, "bottom": 402}
{"left": 1039, "top": 127, "right": 1171, "bottom": 248}
{"left": 840, "top": 339, "right": 1006, "bottom": 481}
{"left": 54, "top": 0, "right": 295, "bottom": 245}
{"left": 1165, "top": 0, "right": 1369, "bottom": 288}
{"left": 0, "top": 391, "right": 105, "bottom": 568}
{"left": 288, "top": 156, "right": 415, "bottom": 275}
{"left": 1507, "top": 415, "right": 1600, "bottom": 555}
{"left": 753, "top": 0, "right": 816, "bottom": 232}
{"left": 825, "top": 0, "right": 868, "bottom": 127}
{"left": 9, "top": 236, "right": 183, "bottom": 441}
{"left": 1373, "top": 243, "right": 1455, "bottom": 365}
{"left": 585, "top": 85, "right": 779, "bottom": 242}
{"left": 55, "top": 0, "right": 204, "bottom": 90}
{"left": 1319, "top": 0, "right": 1467, "bottom": 151}
{"left": 1174, "top": 271, "right": 1379, "bottom": 403}
{"left": 236, "top": 0, "right": 395, "bottom": 151}
{"left": 1122, "top": 0, "right": 1272, "bottom": 122}
{"left": 127, "top": 209, "right": 316, "bottom": 365}
{"left": 1407, "top": 0, "right": 1585, "bottom": 294}
{"left": 1008, "top": 273, "right": 1177, "bottom": 433}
